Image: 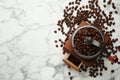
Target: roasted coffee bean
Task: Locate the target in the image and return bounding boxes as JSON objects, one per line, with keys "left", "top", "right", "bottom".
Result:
{"left": 82, "top": 6, "right": 85, "bottom": 9}
{"left": 68, "top": 72, "right": 71, "bottom": 75}
{"left": 70, "top": 76, "right": 73, "bottom": 80}
{"left": 111, "top": 70, "right": 114, "bottom": 73}
{"left": 104, "top": 67, "right": 107, "bottom": 71}
{"left": 86, "top": 5, "right": 88, "bottom": 8}
{"left": 54, "top": 30, "right": 57, "bottom": 33}
{"left": 69, "top": 2, "right": 72, "bottom": 5}
{"left": 66, "top": 6, "right": 68, "bottom": 9}
{"left": 115, "top": 11, "right": 118, "bottom": 14}
{"left": 59, "top": 39, "right": 62, "bottom": 42}
{"left": 72, "top": 2, "right": 74, "bottom": 4}
{"left": 68, "top": 66, "right": 71, "bottom": 68}
{"left": 55, "top": 40, "right": 57, "bottom": 43}
{"left": 60, "top": 45, "right": 63, "bottom": 47}
{"left": 100, "top": 73, "right": 102, "bottom": 76}
{"left": 100, "top": 68, "right": 103, "bottom": 71}
{"left": 107, "top": 0, "right": 112, "bottom": 4}
{"left": 117, "top": 46, "right": 120, "bottom": 51}
{"left": 93, "top": 75, "right": 96, "bottom": 78}
{"left": 109, "top": 11, "right": 112, "bottom": 14}
{"left": 58, "top": 28, "right": 61, "bottom": 31}
{"left": 56, "top": 45, "right": 58, "bottom": 47}
{"left": 75, "top": 6, "right": 78, "bottom": 10}
{"left": 112, "top": 29, "right": 115, "bottom": 32}
{"left": 103, "top": 5, "right": 106, "bottom": 8}
{"left": 112, "top": 3, "right": 116, "bottom": 9}
{"left": 112, "top": 22, "right": 115, "bottom": 25}
{"left": 103, "top": 0, "right": 106, "bottom": 3}
{"left": 118, "top": 62, "right": 120, "bottom": 64}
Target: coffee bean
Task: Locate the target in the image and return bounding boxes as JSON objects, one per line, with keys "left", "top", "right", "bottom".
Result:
{"left": 100, "top": 68, "right": 103, "bottom": 71}
{"left": 68, "top": 72, "right": 71, "bottom": 75}
{"left": 118, "top": 62, "right": 120, "bottom": 64}
{"left": 69, "top": 2, "right": 72, "bottom": 5}
{"left": 55, "top": 40, "right": 57, "bottom": 43}
{"left": 60, "top": 45, "right": 63, "bottom": 47}
{"left": 100, "top": 73, "right": 102, "bottom": 76}
{"left": 104, "top": 67, "right": 107, "bottom": 71}
{"left": 117, "top": 46, "right": 120, "bottom": 51}
{"left": 103, "top": 5, "right": 106, "bottom": 8}
{"left": 56, "top": 45, "right": 58, "bottom": 47}
{"left": 72, "top": 2, "right": 74, "bottom": 4}
{"left": 70, "top": 76, "right": 73, "bottom": 80}
{"left": 86, "top": 5, "right": 88, "bottom": 9}
{"left": 111, "top": 70, "right": 114, "bottom": 73}
{"left": 112, "top": 29, "right": 115, "bottom": 32}
{"left": 107, "top": 0, "right": 112, "bottom": 4}
{"left": 54, "top": 31, "right": 57, "bottom": 33}
{"left": 112, "top": 3, "right": 116, "bottom": 9}
{"left": 75, "top": 6, "right": 78, "bottom": 10}
{"left": 58, "top": 28, "right": 61, "bottom": 31}
{"left": 82, "top": 6, "right": 85, "bottom": 9}
{"left": 66, "top": 6, "right": 68, "bottom": 9}
{"left": 103, "top": 0, "right": 106, "bottom": 3}
{"left": 59, "top": 39, "right": 62, "bottom": 42}
{"left": 112, "top": 22, "right": 115, "bottom": 25}
{"left": 93, "top": 75, "right": 96, "bottom": 78}
{"left": 115, "top": 11, "right": 118, "bottom": 14}
{"left": 109, "top": 11, "right": 112, "bottom": 14}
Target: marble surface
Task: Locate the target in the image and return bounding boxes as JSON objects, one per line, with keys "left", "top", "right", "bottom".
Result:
{"left": 0, "top": 0, "right": 120, "bottom": 80}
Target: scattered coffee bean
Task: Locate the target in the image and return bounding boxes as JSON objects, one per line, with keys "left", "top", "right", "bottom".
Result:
{"left": 55, "top": 40, "right": 57, "bottom": 43}
{"left": 111, "top": 70, "right": 114, "bottom": 73}
{"left": 100, "top": 73, "right": 102, "bottom": 76}
{"left": 72, "top": 2, "right": 74, "bottom": 5}
{"left": 115, "top": 11, "right": 118, "bottom": 14}
{"left": 86, "top": 5, "right": 88, "bottom": 8}
{"left": 60, "top": 45, "right": 63, "bottom": 47}
{"left": 59, "top": 39, "right": 62, "bottom": 42}
{"left": 58, "top": 28, "right": 61, "bottom": 31}
{"left": 68, "top": 72, "right": 71, "bottom": 75}
{"left": 103, "top": 5, "right": 106, "bottom": 8}
{"left": 54, "top": 30, "right": 57, "bottom": 33}
{"left": 103, "top": 0, "right": 106, "bottom": 3}
{"left": 70, "top": 76, "right": 73, "bottom": 80}
{"left": 112, "top": 3, "right": 116, "bottom": 9}
{"left": 112, "top": 22, "right": 115, "bottom": 25}
{"left": 69, "top": 2, "right": 72, "bottom": 5}
{"left": 117, "top": 46, "right": 120, "bottom": 51}
{"left": 118, "top": 62, "right": 120, "bottom": 64}
{"left": 109, "top": 11, "right": 112, "bottom": 14}
{"left": 104, "top": 67, "right": 108, "bottom": 71}
{"left": 112, "top": 29, "right": 115, "bottom": 32}
{"left": 56, "top": 45, "right": 58, "bottom": 47}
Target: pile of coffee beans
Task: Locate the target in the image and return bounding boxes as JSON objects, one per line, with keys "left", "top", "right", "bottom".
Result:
{"left": 74, "top": 27, "right": 102, "bottom": 55}
{"left": 54, "top": 0, "right": 120, "bottom": 78}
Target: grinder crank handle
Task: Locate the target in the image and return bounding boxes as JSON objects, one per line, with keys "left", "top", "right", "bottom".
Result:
{"left": 84, "top": 37, "right": 110, "bottom": 57}
{"left": 84, "top": 37, "right": 118, "bottom": 63}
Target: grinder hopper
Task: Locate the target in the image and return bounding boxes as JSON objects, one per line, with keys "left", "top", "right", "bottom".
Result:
{"left": 72, "top": 26, "right": 110, "bottom": 59}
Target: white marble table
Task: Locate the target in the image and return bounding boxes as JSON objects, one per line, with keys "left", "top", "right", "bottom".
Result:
{"left": 0, "top": 0, "right": 120, "bottom": 80}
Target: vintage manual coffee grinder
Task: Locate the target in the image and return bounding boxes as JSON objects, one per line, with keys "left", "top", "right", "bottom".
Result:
{"left": 63, "top": 21, "right": 117, "bottom": 71}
